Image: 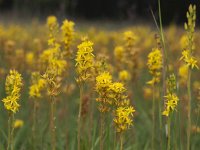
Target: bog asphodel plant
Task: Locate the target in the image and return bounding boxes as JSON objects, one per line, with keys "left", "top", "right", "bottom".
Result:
{"left": 29, "top": 71, "right": 46, "bottom": 148}
{"left": 162, "top": 74, "right": 179, "bottom": 150}
{"left": 75, "top": 38, "right": 94, "bottom": 150}
{"left": 162, "top": 74, "right": 179, "bottom": 117}
{"left": 95, "top": 72, "right": 112, "bottom": 113}
{"left": 42, "top": 15, "right": 67, "bottom": 150}
{"left": 179, "top": 4, "right": 198, "bottom": 150}
{"left": 147, "top": 46, "right": 162, "bottom": 150}
{"left": 2, "top": 69, "right": 23, "bottom": 150}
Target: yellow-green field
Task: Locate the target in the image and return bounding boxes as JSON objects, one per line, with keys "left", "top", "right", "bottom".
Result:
{"left": 0, "top": 5, "right": 200, "bottom": 150}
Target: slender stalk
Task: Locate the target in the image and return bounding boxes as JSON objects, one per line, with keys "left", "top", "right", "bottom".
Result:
{"left": 187, "top": 69, "right": 191, "bottom": 150}
{"left": 7, "top": 113, "right": 11, "bottom": 150}
{"left": 50, "top": 96, "right": 56, "bottom": 150}
{"left": 152, "top": 83, "right": 155, "bottom": 150}
{"left": 113, "top": 131, "right": 116, "bottom": 150}
{"left": 100, "top": 113, "right": 105, "bottom": 150}
{"left": 120, "top": 133, "right": 123, "bottom": 150}
{"left": 77, "top": 84, "right": 83, "bottom": 150}
{"left": 32, "top": 100, "right": 37, "bottom": 149}
{"left": 158, "top": 87, "right": 163, "bottom": 150}
{"left": 167, "top": 117, "right": 171, "bottom": 150}
{"left": 10, "top": 114, "right": 14, "bottom": 150}
{"left": 89, "top": 83, "right": 94, "bottom": 148}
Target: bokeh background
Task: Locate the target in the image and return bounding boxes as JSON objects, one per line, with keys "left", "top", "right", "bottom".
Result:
{"left": 0, "top": 0, "right": 200, "bottom": 24}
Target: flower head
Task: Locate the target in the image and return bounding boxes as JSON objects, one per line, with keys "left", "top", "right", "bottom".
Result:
{"left": 75, "top": 40, "right": 94, "bottom": 82}
{"left": 113, "top": 106, "right": 135, "bottom": 133}
{"left": 147, "top": 48, "right": 162, "bottom": 85}
{"left": 2, "top": 70, "right": 23, "bottom": 113}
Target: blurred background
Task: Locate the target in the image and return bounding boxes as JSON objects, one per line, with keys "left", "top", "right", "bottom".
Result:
{"left": 0, "top": 0, "right": 199, "bottom": 25}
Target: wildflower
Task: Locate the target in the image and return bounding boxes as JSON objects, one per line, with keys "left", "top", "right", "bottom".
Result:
{"left": 2, "top": 70, "right": 23, "bottom": 113}
{"left": 124, "top": 31, "right": 136, "bottom": 49}
{"left": 29, "top": 72, "right": 46, "bottom": 98}
{"left": 180, "top": 4, "right": 198, "bottom": 69}
{"left": 95, "top": 72, "right": 112, "bottom": 112}
{"left": 114, "top": 46, "right": 124, "bottom": 61}
{"left": 61, "top": 20, "right": 75, "bottom": 54}
{"left": 163, "top": 74, "right": 179, "bottom": 117}
{"left": 75, "top": 40, "right": 94, "bottom": 83}
{"left": 47, "top": 16, "right": 59, "bottom": 47}
{"left": 147, "top": 48, "right": 162, "bottom": 85}
{"left": 108, "top": 82, "right": 127, "bottom": 106}
{"left": 13, "top": 119, "right": 24, "bottom": 129}
{"left": 113, "top": 106, "right": 135, "bottom": 133}
{"left": 119, "top": 70, "right": 131, "bottom": 82}
{"left": 180, "top": 50, "right": 198, "bottom": 69}
{"left": 162, "top": 93, "right": 179, "bottom": 117}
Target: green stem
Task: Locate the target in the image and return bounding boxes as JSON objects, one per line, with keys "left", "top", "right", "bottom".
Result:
{"left": 32, "top": 100, "right": 37, "bottom": 149}
{"left": 167, "top": 117, "right": 171, "bottom": 150}
{"left": 113, "top": 131, "right": 116, "bottom": 150}
{"left": 11, "top": 114, "right": 14, "bottom": 150}
{"left": 100, "top": 113, "right": 104, "bottom": 150}
{"left": 7, "top": 113, "right": 11, "bottom": 150}
{"left": 152, "top": 83, "right": 155, "bottom": 150}
{"left": 120, "top": 133, "right": 123, "bottom": 150}
{"left": 77, "top": 84, "right": 83, "bottom": 150}
{"left": 187, "top": 69, "right": 191, "bottom": 150}
{"left": 50, "top": 97, "right": 56, "bottom": 150}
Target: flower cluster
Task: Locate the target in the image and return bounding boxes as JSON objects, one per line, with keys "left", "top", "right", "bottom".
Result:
{"left": 124, "top": 31, "right": 136, "bottom": 49}
{"left": 47, "top": 16, "right": 59, "bottom": 47}
{"left": 29, "top": 72, "right": 46, "bottom": 98}
{"left": 75, "top": 40, "right": 94, "bottom": 83}
{"left": 95, "top": 70, "right": 135, "bottom": 133}
{"left": 113, "top": 106, "right": 135, "bottom": 133}
{"left": 42, "top": 16, "right": 67, "bottom": 97}
{"left": 2, "top": 70, "right": 23, "bottom": 113}
{"left": 95, "top": 72, "right": 113, "bottom": 112}
{"left": 118, "top": 70, "right": 131, "bottom": 82}
{"left": 147, "top": 48, "right": 162, "bottom": 85}
{"left": 162, "top": 74, "right": 179, "bottom": 117}
{"left": 180, "top": 4, "right": 198, "bottom": 69}
{"left": 61, "top": 20, "right": 75, "bottom": 55}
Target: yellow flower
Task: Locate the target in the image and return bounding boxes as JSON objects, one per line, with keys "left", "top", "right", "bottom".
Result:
{"left": 180, "top": 50, "right": 198, "bottom": 69}
{"left": 75, "top": 40, "right": 94, "bottom": 82}
{"left": 61, "top": 20, "right": 75, "bottom": 52}
{"left": 47, "top": 16, "right": 59, "bottom": 47}
{"left": 13, "top": 119, "right": 24, "bottom": 128}
{"left": 109, "top": 82, "right": 127, "bottom": 106}
{"left": 179, "top": 65, "right": 188, "bottom": 80}
{"left": 95, "top": 72, "right": 113, "bottom": 113}
{"left": 180, "top": 5, "right": 198, "bottom": 69}
{"left": 119, "top": 70, "right": 131, "bottom": 82}
{"left": 113, "top": 106, "right": 135, "bottom": 133}
{"left": 26, "top": 52, "right": 34, "bottom": 66}
{"left": 147, "top": 48, "right": 162, "bottom": 85}
{"left": 114, "top": 46, "right": 124, "bottom": 61}
{"left": 29, "top": 72, "right": 46, "bottom": 98}
{"left": 2, "top": 70, "right": 23, "bottom": 113}
{"left": 124, "top": 31, "right": 136, "bottom": 48}
{"left": 162, "top": 93, "right": 179, "bottom": 117}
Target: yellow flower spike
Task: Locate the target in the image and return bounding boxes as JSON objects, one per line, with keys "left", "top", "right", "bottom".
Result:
{"left": 113, "top": 106, "right": 135, "bottom": 133}
{"left": 75, "top": 40, "right": 95, "bottom": 83}
{"left": 29, "top": 72, "right": 46, "bottom": 98}
{"left": 2, "top": 70, "right": 23, "bottom": 113}
{"left": 147, "top": 48, "right": 162, "bottom": 85}
{"left": 61, "top": 19, "right": 75, "bottom": 54}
